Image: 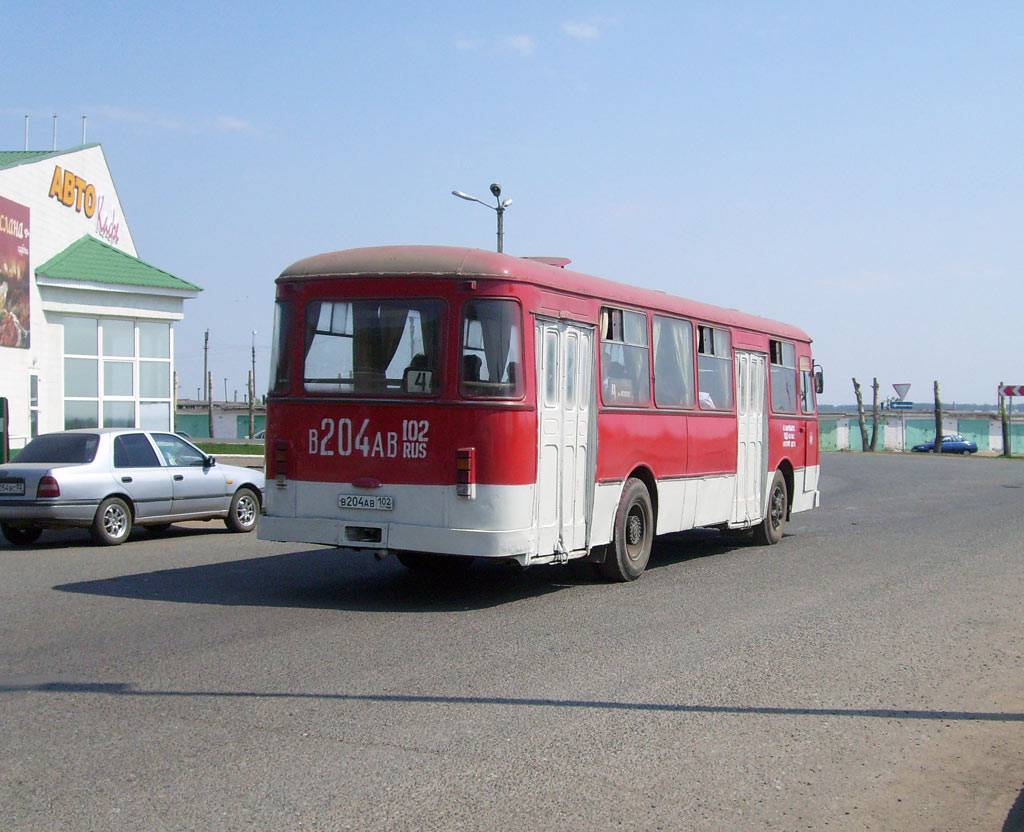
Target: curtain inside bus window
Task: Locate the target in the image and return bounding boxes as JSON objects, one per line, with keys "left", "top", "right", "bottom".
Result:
{"left": 696, "top": 325, "right": 733, "bottom": 410}
{"left": 769, "top": 339, "right": 798, "bottom": 413}
{"left": 460, "top": 300, "right": 523, "bottom": 398}
{"left": 653, "top": 316, "right": 695, "bottom": 408}
{"left": 269, "top": 301, "right": 292, "bottom": 393}
{"left": 303, "top": 299, "right": 443, "bottom": 395}
{"left": 600, "top": 307, "right": 650, "bottom": 407}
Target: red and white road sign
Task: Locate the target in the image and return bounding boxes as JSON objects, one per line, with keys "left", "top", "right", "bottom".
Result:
{"left": 999, "top": 385, "right": 1024, "bottom": 396}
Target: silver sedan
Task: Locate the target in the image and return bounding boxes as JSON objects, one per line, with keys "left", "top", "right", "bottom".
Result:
{"left": 0, "top": 429, "right": 265, "bottom": 546}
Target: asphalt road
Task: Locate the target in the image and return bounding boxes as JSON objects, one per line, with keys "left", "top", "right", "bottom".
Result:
{"left": 2, "top": 452, "right": 1023, "bottom": 831}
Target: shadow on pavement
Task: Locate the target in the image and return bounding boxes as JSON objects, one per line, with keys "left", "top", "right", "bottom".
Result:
{"left": 1005, "top": 784, "right": 1024, "bottom": 832}
{"left": 1, "top": 679, "right": 1022, "bottom": 725}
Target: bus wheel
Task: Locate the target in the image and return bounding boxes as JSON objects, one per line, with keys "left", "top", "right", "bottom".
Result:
{"left": 753, "top": 470, "right": 788, "bottom": 546}
{"left": 600, "top": 478, "right": 653, "bottom": 582}
{"left": 396, "top": 552, "right": 475, "bottom": 573}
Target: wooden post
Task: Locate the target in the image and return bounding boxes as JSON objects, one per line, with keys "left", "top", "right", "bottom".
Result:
{"left": 852, "top": 378, "right": 869, "bottom": 451}
{"left": 869, "top": 377, "right": 880, "bottom": 451}
{"left": 932, "top": 380, "right": 942, "bottom": 454}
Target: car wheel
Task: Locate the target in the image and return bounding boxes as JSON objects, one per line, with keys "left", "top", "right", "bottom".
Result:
{"left": 753, "top": 470, "right": 788, "bottom": 546}
{"left": 1, "top": 523, "right": 43, "bottom": 546}
{"left": 90, "top": 497, "right": 133, "bottom": 546}
{"left": 225, "top": 487, "right": 259, "bottom": 533}
{"left": 599, "top": 477, "right": 654, "bottom": 582}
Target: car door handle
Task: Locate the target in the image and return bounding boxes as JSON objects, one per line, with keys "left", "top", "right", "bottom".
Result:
{"left": 121, "top": 476, "right": 133, "bottom": 483}
{"left": 173, "top": 474, "right": 184, "bottom": 481}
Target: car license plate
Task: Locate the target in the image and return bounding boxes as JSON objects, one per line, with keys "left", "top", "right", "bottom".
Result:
{"left": 338, "top": 494, "right": 393, "bottom": 511}
{"left": 0, "top": 480, "right": 25, "bottom": 496}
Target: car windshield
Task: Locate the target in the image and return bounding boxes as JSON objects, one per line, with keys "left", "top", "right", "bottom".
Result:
{"left": 13, "top": 433, "right": 100, "bottom": 464}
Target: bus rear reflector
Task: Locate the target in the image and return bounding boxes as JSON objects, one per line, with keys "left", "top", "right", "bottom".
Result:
{"left": 37, "top": 476, "right": 60, "bottom": 498}
{"left": 273, "top": 440, "right": 289, "bottom": 485}
{"left": 456, "top": 447, "right": 475, "bottom": 497}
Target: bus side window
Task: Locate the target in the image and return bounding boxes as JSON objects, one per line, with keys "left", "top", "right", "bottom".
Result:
{"left": 696, "top": 324, "right": 733, "bottom": 410}
{"left": 460, "top": 299, "right": 524, "bottom": 399}
{"left": 770, "top": 339, "right": 798, "bottom": 414}
{"left": 600, "top": 307, "right": 650, "bottom": 407}
{"left": 653, "top": 315, "right": 695, "bottom": 409}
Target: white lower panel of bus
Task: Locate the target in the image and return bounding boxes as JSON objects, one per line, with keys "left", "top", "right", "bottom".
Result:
{"left": 590, "top": 465, "right": 820, "bottom": 546}
{"left": 791, "top": 464, "right": 821, "bottom": 514}
{"left": 258, "top": 465, "right": 821, "bottom": 559}
{"left": 590, "top": 474, "right": 738, "bottom": 547}
{"left": 259, "top": 480, "right": 537, "bottom": 557}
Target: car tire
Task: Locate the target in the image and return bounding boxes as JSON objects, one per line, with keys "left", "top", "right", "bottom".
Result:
{"left": 225, "top": 487, "right": 259, "bottom": 533}
{"left": 90, "top": 497, "right": 133, "bottom": 546}
{"left": 599, "top": 477, "right": 654, "bottom": 582}
{"left": 1, "top": 523, "right": 43, "bottom": 546}
{"left": 753, "top": 470, "right": 788, "bottom": 546}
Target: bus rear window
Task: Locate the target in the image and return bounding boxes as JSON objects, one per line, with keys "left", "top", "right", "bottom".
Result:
{"left": 460, "top": 300, "right": 523, "bottom": 399}
{"left": 303, "top": 299, "right": 443, "bottom": 395}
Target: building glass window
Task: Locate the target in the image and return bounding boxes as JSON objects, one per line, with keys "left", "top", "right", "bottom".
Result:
{"left": 63, "top": 316, "right": 173, "bottom": 431}
{"left": 29, "top": 374, "right": 39, "bottom": 439}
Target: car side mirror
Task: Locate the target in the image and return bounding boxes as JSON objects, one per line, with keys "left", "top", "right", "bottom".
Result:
{"left": 205, "top": 455, "right": 216, "bottom": 467}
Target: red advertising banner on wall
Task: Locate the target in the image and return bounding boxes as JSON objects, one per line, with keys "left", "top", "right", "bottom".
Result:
{"left": 0, "top": 196, "right": 30, "bottom": 348}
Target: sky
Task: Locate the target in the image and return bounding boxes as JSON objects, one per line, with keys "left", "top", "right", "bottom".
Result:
{"left": 6, "top": 1, "right": 1023, "bottom": 406}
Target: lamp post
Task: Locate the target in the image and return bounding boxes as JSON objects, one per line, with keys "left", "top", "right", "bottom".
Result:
{"left": 452, "top": 183, "right": 513, "bottom": 253}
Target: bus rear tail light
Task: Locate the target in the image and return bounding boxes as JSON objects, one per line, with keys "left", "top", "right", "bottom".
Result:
{"left": 37, "top": 476, "right": 60, "bottom": 498}
{"left": 273, "top": 440, "right": 289, "bottom": 486}
{"left": 456, "top": 448, "right": 476, "bottom": 498}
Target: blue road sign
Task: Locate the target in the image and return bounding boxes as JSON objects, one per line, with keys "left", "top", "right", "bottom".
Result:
{"left": 889, "top": 401, "right": 913, "bottom": 410}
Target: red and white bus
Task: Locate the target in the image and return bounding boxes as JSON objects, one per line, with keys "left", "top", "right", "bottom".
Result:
{"left": 258, "top": 245, "right": 822, "bottom": 581}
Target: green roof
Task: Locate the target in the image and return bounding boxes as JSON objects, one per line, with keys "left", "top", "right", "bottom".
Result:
{"left": 36, "top": 235, "right": 201, "bottom": 292}
{"left": 0, "top": 145, "right": 100, "bottom": 171}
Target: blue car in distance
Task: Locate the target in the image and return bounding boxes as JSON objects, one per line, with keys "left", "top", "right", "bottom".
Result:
{"left": 911, "top": 434, "right": 978, "bottom": 454}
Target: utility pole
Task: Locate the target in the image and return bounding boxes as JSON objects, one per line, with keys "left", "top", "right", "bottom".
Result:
{"left": 202, "top": 330, "right": 210, "bottom": 402}
{"left": 249, "top": 331, "right": 257, "bottom": 439}
{"left": 207, "top": 372, "right": 214, "bottom": 438}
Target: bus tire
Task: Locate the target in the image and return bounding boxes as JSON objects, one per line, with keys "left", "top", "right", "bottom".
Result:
{"left": 600, "top": 478, "right": 653, "bottom": 582}
{"left": 753, "top": 470, "right": 788, "bottom": 546}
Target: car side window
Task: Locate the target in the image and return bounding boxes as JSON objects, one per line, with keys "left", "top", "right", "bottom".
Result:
{"left": 114, "top": 434, "right": 162, "bottom": 468}
{"left": 152, "top": 433, "right": 207, "bottom": 467}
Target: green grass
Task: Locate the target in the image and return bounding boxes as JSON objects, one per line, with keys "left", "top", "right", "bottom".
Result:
{"left": 195, "top": 442, "right": 264, "bottom": 456}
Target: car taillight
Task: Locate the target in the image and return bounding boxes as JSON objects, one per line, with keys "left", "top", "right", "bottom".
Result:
{"left": 37, "top": 476, "right": 60, "bottom": 498}
{"left": 273, "top": 440, "right": 289, "bottom": 486}
{"left": 456, "top": 447, "right": 475, "bottom": 498}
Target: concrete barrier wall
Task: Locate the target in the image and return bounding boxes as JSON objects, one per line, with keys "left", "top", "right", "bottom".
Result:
{"left": 819, "top": 413, "right": 1024, "bottom": 453}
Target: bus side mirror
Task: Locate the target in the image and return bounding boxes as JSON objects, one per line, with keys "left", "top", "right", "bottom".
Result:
{"left": 814, "top": 368, "right": 824, "bottom": 395}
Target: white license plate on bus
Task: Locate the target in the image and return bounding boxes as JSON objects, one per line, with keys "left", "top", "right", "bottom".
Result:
{"left": 338, "top": 494, "right": 393, "bottom": 511}
{"left": 0, "top": 481, "right": 25, "bottom": 496}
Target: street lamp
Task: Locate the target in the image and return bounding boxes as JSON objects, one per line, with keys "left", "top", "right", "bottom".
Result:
{"left": 452, "top": 183, "right": 513, "bottom": 253}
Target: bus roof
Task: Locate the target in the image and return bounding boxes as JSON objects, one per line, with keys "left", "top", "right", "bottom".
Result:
{"left": 280, "top": 245, "right": 812, "bottom": 343}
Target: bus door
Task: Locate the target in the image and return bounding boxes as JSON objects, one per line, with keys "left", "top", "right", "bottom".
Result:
{"left": 536, "top": 319, "right": 595, "bottom": 558}
{"left": 731, "top": 350, "right": 769, "bottom": 526}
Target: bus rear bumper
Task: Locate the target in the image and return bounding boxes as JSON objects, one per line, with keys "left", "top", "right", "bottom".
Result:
{"left": 258, "top": 514, "right": 536, "bottom": 558}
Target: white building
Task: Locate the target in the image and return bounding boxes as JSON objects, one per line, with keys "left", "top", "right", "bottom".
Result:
{"left": 0, "top": 144, "right": 199, "bottom": 449}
